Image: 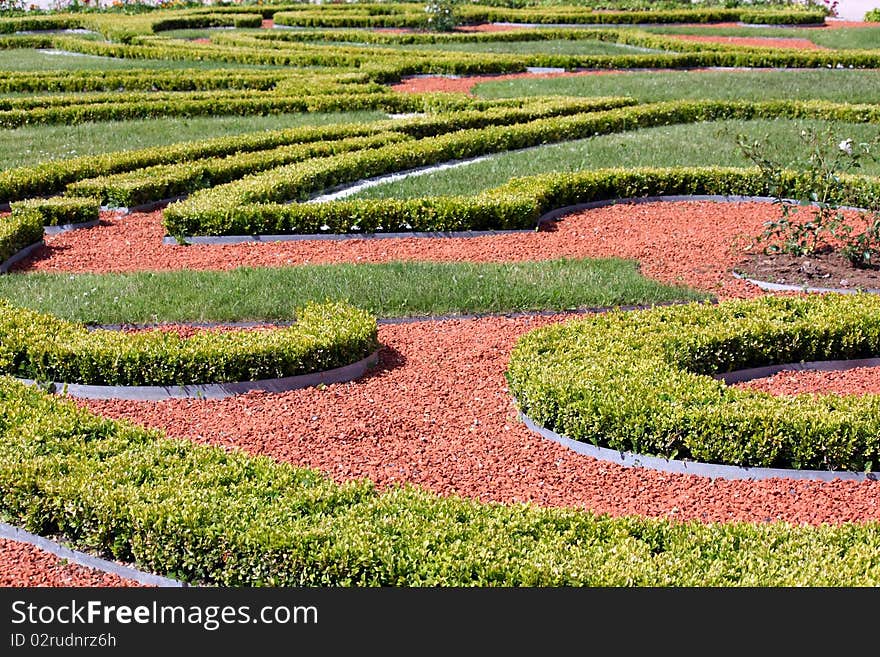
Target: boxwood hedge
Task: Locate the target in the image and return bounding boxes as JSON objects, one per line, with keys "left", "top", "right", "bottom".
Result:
{"left": 506, "top": 293, "right": 880, "bottom": 472}
{"left": 0, "top": 300, "right": 378, "bottom": 387}
{"left": 10, "top": 196, "right": 99, "bottom": 227}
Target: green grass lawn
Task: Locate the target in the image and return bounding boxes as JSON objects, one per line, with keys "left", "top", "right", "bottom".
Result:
{"left": 350, "top": 118, "right": 880, "bottom": 200}
{"left": 0, "top": 259, "right": 707, "bottom": 324}
{"left": 473, "top": 69, "right": 880, "bottom": 104}
{"left": 364, "top": 38, "right": 661, "bottom": 55}
{"left": 0, "top": 110, "right": 388, "bottom": 170}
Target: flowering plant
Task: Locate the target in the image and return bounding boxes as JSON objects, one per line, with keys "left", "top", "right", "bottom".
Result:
{"left": 738, "top": 126, "right": 880, "bottom": 267}
{"left": 423, "top": 0, "right": 457, "bottom": 32}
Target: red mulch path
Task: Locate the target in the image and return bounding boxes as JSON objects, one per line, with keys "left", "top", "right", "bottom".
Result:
{"left": 665, "top": 34, "right": 825, "bottom": 49}
{"left": 0, "top": 538, "right": 148, "bottom": 587}
{"left": 737, "top": 366, "right": 880, "bottom": 396}
{"left": 77, "top": 313, "right": 880, "bottom": 532}
{"left": 13, "top": 201, "right": 776, "bottom": 300}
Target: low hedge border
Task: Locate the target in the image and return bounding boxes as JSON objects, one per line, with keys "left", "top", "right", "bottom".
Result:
{"left": 0, "top": 69, "right": 287, "bottom": 93}
{"left": 170, "top": 99, "right": 825, "bottom": 233}
{"left": 0, "top": 95, "right": 620, "bottom": 204}
{"left": 3, "top": 375, "right": 880, "bottom": 586}
{"left": 506, "top": 293, "right": 880, "bottom": 473}
{"left": 0, "top": 300, "right": 379, "bottom": 387}
{"left": 0, "top": 521, "right": 185, "bottom": 587}
{"left": 66, "top": 132, "right": 412, "bottom": 209}
{"left": 62, "top": 97, "right": 628, "bottom": 208}
{"left": 519, "top": 390, "right": 879, "bottom": 483}
{"left": 0, "top": 210, "right": 43, "bottom": 269}
{"left": 18, "top": 348, "right": 381, "bottom": 401}
{"left": 731, "top": 270, "right": 880, "bottom": 296}
{"left": 10, "top": 196, "right": 99, "bottom": 227}
{"left": 271, "top": 6, "right": 826, "bottom": 29}
{"left": 161, "top": 161, "right": 880, "bottom": 239}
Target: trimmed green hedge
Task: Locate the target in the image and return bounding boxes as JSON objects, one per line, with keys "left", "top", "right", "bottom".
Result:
{"left": 272, "top": 5, "right": 827, "bottom": 29}
{"left": 507, "top": 293, "right": 880, "bottom": 472}
{"left": 162, "top": 165, "right": 880, "bottom": 238}
{"left": 0, "top": 122, "right": 388, "bottom": 204}
{"left": 161, "top": 98, "right": 880, "bottom": 236}
{"left": 0, "top": 90, "right": 420, "bottom": 129}
{"left": 61, "top": 97, "right": 632, "bottom": 207}
{"left": 0, "top": 95, "right": 628, "bottom": 204}
{"left": 0, "top": 69, "right": 286, "bottom": 93}
{"left": 0, "top": 300, "right": 378, "bottom": 386}
{"left": 0, "top": 210, "right": 42, "bottom": 267}
{"left": 10, "top": 196, "right": 99, "bottom": 227}
{"left": 2, "top": 376, "right": 880, "bottom": 586}
{"left": 66, "top": 132, "right": 412, "bottom": 208}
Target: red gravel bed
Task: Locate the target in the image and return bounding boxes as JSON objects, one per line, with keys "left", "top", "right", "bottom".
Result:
{"left": 0, "top": 538, "right": 148, "bottom": 587}
{"left": 666, "top": 33, "right": 825, "bottom": 49}
{"left": 79, "top": 314, "right": 880, "bottom": 526}
{"left": 388, "top": 67, "right": 744, "bottom": 95}
{"left": 13, "top": 200, "right": 780, "bottom": 300}
{"left": 8, "top": 200, "right": 880, "bottom": 585}
{"left": 736, "top": 366, "right": 880, "bottom": 396}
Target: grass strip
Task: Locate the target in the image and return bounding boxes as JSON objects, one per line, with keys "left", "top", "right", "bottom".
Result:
{"left": 0, "top": 259, "right": 708, "bottom": 324}
{"left": 473, "top": 69, "right": 880, "bottom": 105}
{"left": 350, "top": 118, "right": 880, "bottom": 200}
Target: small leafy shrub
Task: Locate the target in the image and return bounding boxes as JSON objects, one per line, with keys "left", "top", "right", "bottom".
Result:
{"left": 737, "top": 125, "right": 880, "bottom": 267}
{"left": 865, "top": 8, "right": 880, "bottom": 21}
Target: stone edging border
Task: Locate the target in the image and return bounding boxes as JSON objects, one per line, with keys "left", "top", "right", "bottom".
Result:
{"left": 17, "top": 349, "right": 381, "bottom": 400}
{"left": 43, "top": 218, "right": 101, "bottom": 236}
{"left": 0, "top": 521, "right": 187, "bottom": 587}
{"left": 519, "top": 411, "right": 878, "bottom": 482}
{"left": 713, "top": 356, "right": 880, "bottom": 385}
{"left": 731, "top": 270, "right": 880, "bottom": 295}
{"left": 0, "top": 240, "right": 43, "bottom": 274}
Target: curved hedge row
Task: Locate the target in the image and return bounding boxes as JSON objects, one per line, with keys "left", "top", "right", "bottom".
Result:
{"left": 62, "top": 97, "right": 632, "bottom": 207}
{"left": 0, "top": 300, "right": 378, "bottom": 387}
{"left": 67, "top": 132, "right": 412, "bottom": 208}
{"left": 2, "top": 376, "right": 879, "bottom": 586}
{"left": 0, "top": 95, "right": 626, "bottom": 204}
{"left": 161, "top": 99, "right": 880, "bottom": 236}
{"left": 506, "top": 293, "right": 880, "bottom": 472}
{"left": 162, "top": 165, "right": 880, "bottom": 239}
{"left": 272, "top": 5, "right": 826, "bottom": 29}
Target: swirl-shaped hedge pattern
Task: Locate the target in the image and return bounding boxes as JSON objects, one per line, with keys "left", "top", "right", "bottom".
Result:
{"left": 506, "top": 293, "right": 880, "bottom": 472}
